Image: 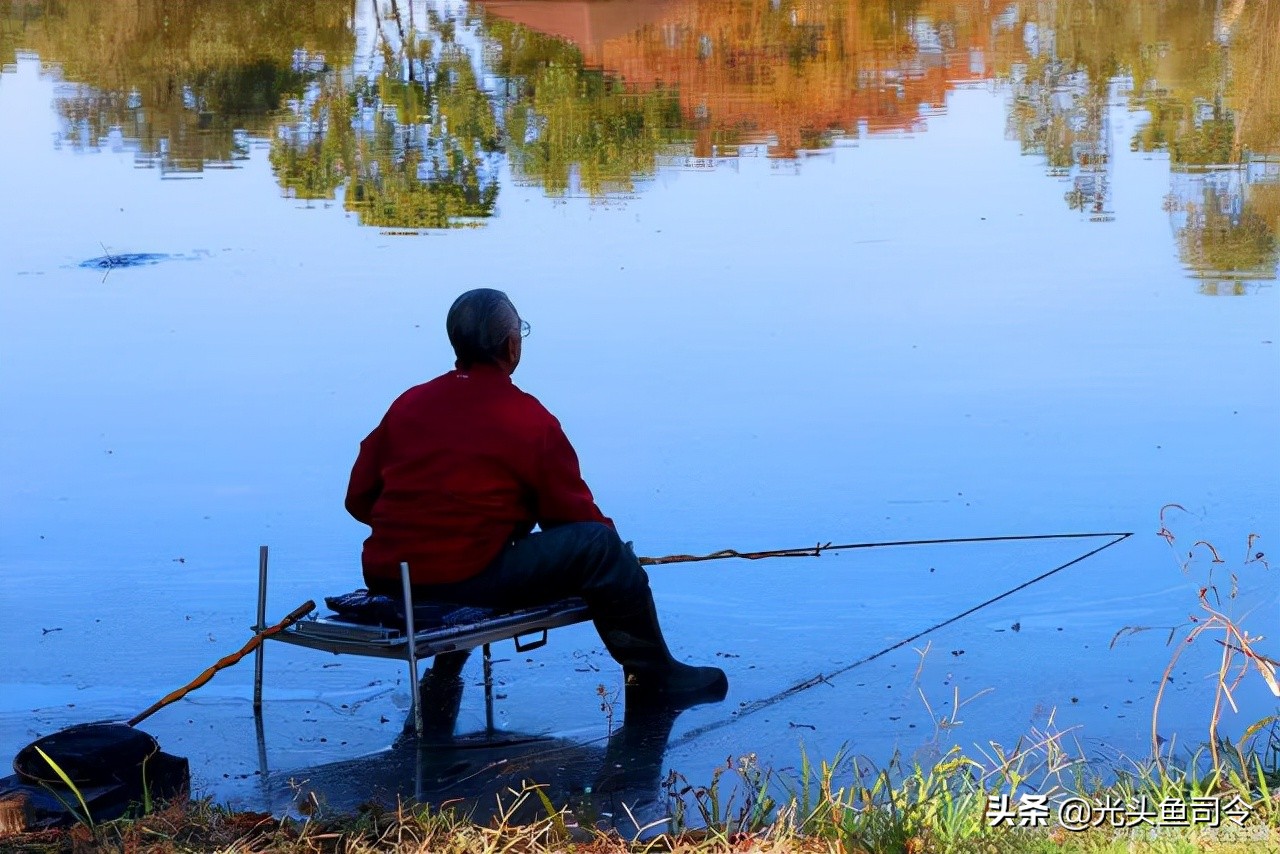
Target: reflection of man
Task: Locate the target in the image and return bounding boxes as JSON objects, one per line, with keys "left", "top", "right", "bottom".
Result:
{"left": 346, "top": 288, "right": 727, "bottom": 706}
{"left": 286, "top": 688, "right": 689, "bottom": 834}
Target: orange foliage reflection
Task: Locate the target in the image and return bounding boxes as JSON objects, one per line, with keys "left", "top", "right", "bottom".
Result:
{"left": 478, "top": 0, "right": 1025, "bottom": 157}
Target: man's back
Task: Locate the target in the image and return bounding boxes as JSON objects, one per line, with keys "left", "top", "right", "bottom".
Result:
{"left": 346, "top": 362, "right": 610, "bottom": 586}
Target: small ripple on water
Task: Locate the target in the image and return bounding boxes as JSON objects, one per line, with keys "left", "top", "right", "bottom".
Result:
{"left": 78, "top": 252, "right": 173, "bottom": 269}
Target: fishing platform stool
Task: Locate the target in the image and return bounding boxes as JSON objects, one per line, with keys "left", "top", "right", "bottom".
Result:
{"left": 251, "top": 547, "right": 591, "bottom": 740}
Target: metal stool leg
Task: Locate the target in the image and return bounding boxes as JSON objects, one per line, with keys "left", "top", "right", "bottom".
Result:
{"left": 483, "top": 643, "right": 494, "bottom": 733}
{"left": 400, "top": 562, "right": 423, "bottom": 740}
{"left": 253, "top": 545, "right": 269, "bottom": 711}
{"left": 254, "top": 708, "right": 269, "bottom": 795}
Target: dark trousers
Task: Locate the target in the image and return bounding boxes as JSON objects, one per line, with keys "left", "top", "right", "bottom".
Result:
{"left": 369, "top": 521, "right": 653, "bottom": 640}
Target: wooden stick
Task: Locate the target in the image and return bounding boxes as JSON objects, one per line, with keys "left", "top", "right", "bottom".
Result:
{"left": 0, "top": 793, "right": 33, "bottom": 838}
{"left": 128, "top": 600, "right": 315, "bottom": 727}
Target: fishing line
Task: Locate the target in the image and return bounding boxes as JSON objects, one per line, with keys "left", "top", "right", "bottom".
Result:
{"left": 669, "top": 531, "right": 1133, "bottom": 747}
{"left": 385, "top": 532, "right": 1134, "bottom": 784}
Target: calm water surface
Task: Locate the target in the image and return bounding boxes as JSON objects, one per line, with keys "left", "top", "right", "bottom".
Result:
{"left": 1, "top": 0, "right": 1277, "bottom": 823}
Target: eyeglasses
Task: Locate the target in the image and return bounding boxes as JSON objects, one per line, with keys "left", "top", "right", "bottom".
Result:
{"left": 518, "top": 319, "right": 531, "bottom": 338}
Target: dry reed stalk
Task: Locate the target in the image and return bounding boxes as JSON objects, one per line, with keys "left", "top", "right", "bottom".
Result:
{"left": 1125, "top": 507, "right": 1276, "bottom": 778}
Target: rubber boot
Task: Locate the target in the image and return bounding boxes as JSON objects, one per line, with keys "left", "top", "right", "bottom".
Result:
{"left": 594, "top": 592, "right": 728, "bottom": 706}
{"left": 403, "top": 650, "right": 471, "bottom": 740}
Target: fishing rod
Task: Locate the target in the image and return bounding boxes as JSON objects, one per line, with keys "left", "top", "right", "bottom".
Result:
{"left": 638, "top": 530, "right": 1134, "bottom": 566}
{"left": 669, "top": 531, "right": 1134, "bottom": 747}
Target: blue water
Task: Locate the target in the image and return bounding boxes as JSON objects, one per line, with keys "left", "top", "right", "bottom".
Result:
{"left": 0, "top": 0, "right": 1276, "bottom": 823}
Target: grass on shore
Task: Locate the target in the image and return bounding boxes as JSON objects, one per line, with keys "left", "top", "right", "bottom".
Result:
{"left": 2, "top": 746, "right": 1277, "bottom": 854}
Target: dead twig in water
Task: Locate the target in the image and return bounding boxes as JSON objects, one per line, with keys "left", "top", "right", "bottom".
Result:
{"left": 1132, "top": 522, "right": 1278, "bottom": 777}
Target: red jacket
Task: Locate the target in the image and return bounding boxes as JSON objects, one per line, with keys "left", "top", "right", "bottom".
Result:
{"left": 345, "top": 364, "right": 614, "bottom": 586}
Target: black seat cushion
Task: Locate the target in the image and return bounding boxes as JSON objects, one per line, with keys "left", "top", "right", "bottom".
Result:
{"left": 324, "top": 590, "right": 494, "bottom": 630}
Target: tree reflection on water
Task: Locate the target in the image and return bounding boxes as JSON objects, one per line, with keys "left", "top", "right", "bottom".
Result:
{"left": 5, "top": 0, "right": 351, "bottom": 170}
{"left": 272, "top": 41, "right": 503, "bottom": 228}
{"left": 2, "top": 0, "right": 1277, "bottom": 280}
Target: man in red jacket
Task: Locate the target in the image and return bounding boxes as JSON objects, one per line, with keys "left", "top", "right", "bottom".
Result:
{"left": 346, "top": 289, "right": 726, "bottom": 712}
